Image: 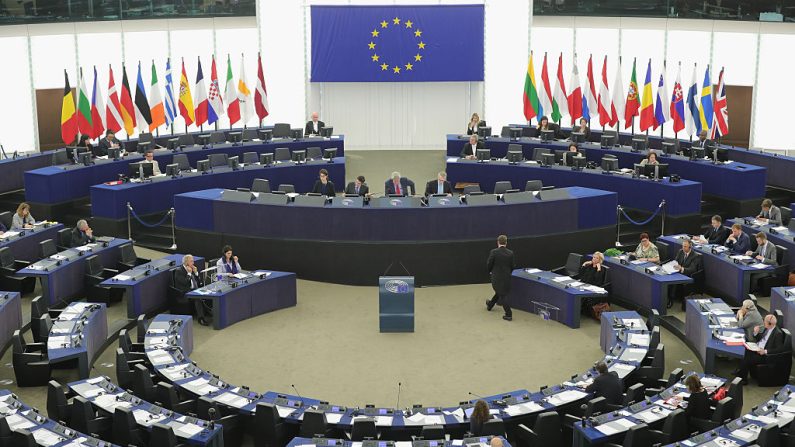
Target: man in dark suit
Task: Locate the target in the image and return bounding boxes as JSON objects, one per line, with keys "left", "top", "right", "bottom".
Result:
{"left": 725, "top": 224, "right": 750, "bottom": 254}
{"left": 424, "top": 171, "right": 453, "bottom": 197}
{"left": 736, "top": 314, "right": 787, "bottom": 383}
{"left": 460, "top": 134, "right": 484, "bottom": 159}
{"left": 173, "top": 254, "right": 211, "bottom": 326}
{"left": 95, "top": 130, "right": 120, "bottom": 157}
{"left": 698, "top": 215, "right": 730, "bottom": 245}
{"left": 385, "top": 172, "right": 413, "bottom": 196}
{"left": 344, "top": 175, "right": 369, "bottom": 196}
{"left": 669, "top": 238, "right": 704, "bottom": 308}
{"left": 304, "top": 112, "right": 325, "bottom": 136}
{"left": 70, "top": 219, "right": 95, "bottom": 247}
{"left": 486, "top": 235, "right": 516, "bottom": 321}
{"left": 691, "top": 130, "right": 709, "bottom": 149}
{"left": 311, "top": 168, "right": 336, "bottom": 197}
{"left": 584, "top": 361, "right": 623, "bottom": 405}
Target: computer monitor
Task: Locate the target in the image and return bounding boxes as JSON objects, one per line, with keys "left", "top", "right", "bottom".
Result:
{"left": 715, "top": 148, "right": 729, "bottom": 162}
{"left": 320, "top": 127, "right": 334, "bottom": 137}
{"left": 323, "top": 148, "right": 337, "bottom": 160}
{"left": 196, "top": 134, "right": 212, "bottom": 148}
{"left": 165, "top": 163, "right": 180, "bottom": 178}
{"left": 476, "top": 148, "right": 490, "bottom": 162}
{"left": 291, "top": 150, "right": 306, "bottom": 163}
{"left": 508, "top": 128, "right": 522, "bottom": 140}
{"left": 197, "top": 159, "right": 211, "bottom": 174}
{"left": 691, "top": 147, "right": 706, "bottom": 159}
{"left": 52, "top": 149, "right": 68, "bottom": 166}
{"left": 106, "top": 147, "right": 121, "bottom": 161}
{"left": 571, "top": 156, "right": 587, "bottom": 170}
{"left": 477, "top": 127, "right": 491, "bottom": 138}
{"left": 540, "top": 129, "right": 555, "bottom": 142}
{"left": 290, "top": 128, "right": 304, "bottom": 140}
{"left": 661, "top": 141, "right": 676, "bottom": 155}
{"left": 258, "top": 129, "right": 273, "bottom": 141}
{"left": 136, "top": 141, "right": 152, "bottom": 154}
{"left": 228, "top": 131, "right": 243, "bottom": 146}
{"left": 633, "top": 163, "right": 644, "bottom": 177}
{"left": 78, "top": 152, "right": 92, "bottom": 166}
{"left": 129, "top": 162, "right": 154, "bottom": 179}
{"left": 507, "top": 150, "right": 523, "bottom": 164}
{"left": 166, "top": 137, "right": 180, "bottom": 151}
{"left": 570, "top": 131, "right": 585, "bottom": 143}
{"left": 227, "top": 156, "right": 240, "bottom": 170}
{"left": 541, "top": 153, "right": 555, "bottom": 167}
{"left": 600, "top": 134, "right": 615, "bottom": 148}
{"left": 631, "top": 137, "right": 647, "bottom": 152}
{"left": 642, "top": 163, "right": 669, "bottom": 180}
{"left": 260, "top": 153, "right": 274, "bottom": 166}
{"left": 601, "top": 157, "right": 619, "bottom": 172}
{"left": 563, "top": 151, "right": 578, "bottom": 166}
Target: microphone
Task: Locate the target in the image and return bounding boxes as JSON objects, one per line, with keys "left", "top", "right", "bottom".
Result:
{"left": 580, "top": 403, "right": 588, "bottom": 427}
{"left": 207, "top": 407, "right": 216, "bottom": 430}
{"left": 291, "top": 384, "right": 303, "bottom": 400}
{"left": 395, "top": 382, "right": 402, "bottom": 409}
{"left": 468, "top": 391, "right": 486, "bottom": 400}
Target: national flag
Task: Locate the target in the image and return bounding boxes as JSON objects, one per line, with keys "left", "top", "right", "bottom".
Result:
{"left": 90, "top": 66, "right": 105, "bottom": 139}
{"left": 699, "top": 65, "right": 714, "bottom": 134}
{"left": 670, "top": 63, "right": 686, "bottom": 134}
{"left": 686, "top": 64, "right": 701, "bottom": 136}
{"left": 178, "top": 59, "right": 195, "bottom": 126}
{"left": 207, "top": 55, "right": 224, "bottom": 125}
{"left": 522, "top": 52, "right": 540, "bottom": 122}
{"left": 624, "top": 58, "right": 640, "bottom": 128}
{"left": 597, "top": 56, "right": 611, "bottom": 127}
{"left": 77, "top": 68, "right": 93, "bottom": 137}
{"left": 639, "top": 59, "right": 655, "bottom": 132}
{"left": 711, "top": 67, "right": 729, "bottom": 139}
{"left": 567, "top": 59, "right": 583, "bottom": 124}
{"left": 610, "top": 58, "right": 624, "bottom": 128}
{"left": 224, "top": 55, "right": 240, "bottom": 125}
{"left": 653, "top": 63, "right": 669, "bottom": 130}
{"left": 237, "top": 55, "right": 255, "bottom": 125}
{"left": 119, "top": 65, "right": 136, "bottom": 136}
{"left": 134, "top": 62, "right": 152, "bottom": 133}
{"left": 194, "top": 57, "right": 209, "bottom": 127}
{"left": 584, "top": 55, "right": 598, "bottom": 123}
{"left": 148, "top": 61, "right": 165, "bottom": 132}
{"left": 105, "top": 66, "right": 123, "bottom": 134}
{"left": 551, "top": 53, "right": 568, "bottom": 123}
{"left": 60, "top": 71, "right": 77, "bottom": 145}
{"left": 538, "top": 53, "right": 553, "bottom": 121}
{"left": 254, "top": 52, "right": 270, "bottom": 121}
{"left": 164, "top": 59, "right": 177, "bottom": 127}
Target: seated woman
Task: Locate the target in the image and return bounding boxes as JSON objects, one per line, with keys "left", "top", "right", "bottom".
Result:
{"left": 639, "top": 151, "right": 660, "bottom": 165}
{"left": 537, "top": 115, "right": 550, "bottom": 132}
{"left": 572, "top": 117, "right": 590, "bottom": 140}
{"left": 632, "top": 232, "right": 660, "bottom": 263}
{"left": 311, "top": 168, "right": 336, "bottom": 197}
{"left": 681, "top": 375, "right": 711, "bottom": 430}
{"left": 11, "top": 202, "right": 35, "bottom": 230}
{"left": 216, "top": 245, "right": 243, "bottom": 277}
{"left": 466, "top": 113, "right": 481, "bottom": 135}
{"left": 578, "top": 252, "right": 606, "bottom": 286}
{"left": 469, "top": 400, "right": 491, "bottom": 436}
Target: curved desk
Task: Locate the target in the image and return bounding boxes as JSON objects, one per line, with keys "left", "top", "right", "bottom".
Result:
{"left": 728, "top": 217, "right": 795, "bottom": 268}
{"left": 46, "top": 302, "right": 108, "bottom": 379}
{"left": 602, "top": 255, "right": 693, "bottom": 316}
{"left": 0, "top": 223, "right": 64, "bottom": 263}
{"left": 143, "top": 312, "right": 649, "bottom": 441}
{"left": 0, "top": 292, "right": 22, "bottom": 354}
{"left": 685, "top": 298, "right": 745, "bottom": 374}
{"left": 173, "top": 187, "right": 617, "bottom": 286}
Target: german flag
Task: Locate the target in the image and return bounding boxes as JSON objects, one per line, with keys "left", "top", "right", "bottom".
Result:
{"left": 60, "top": 70, "right": 77, "bottom": 145}
{"left": 120, "top": 64, "right": 136, "bottom": 136}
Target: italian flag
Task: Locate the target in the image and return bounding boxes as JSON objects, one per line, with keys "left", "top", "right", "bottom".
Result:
{"left": 522, "top": 52, "right": 540, "bottom": 122}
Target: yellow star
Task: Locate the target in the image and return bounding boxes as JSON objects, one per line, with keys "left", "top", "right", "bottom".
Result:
{"left": 393, "top": 66, "right": 401, "bottom": 74}
{"left": 404, "top": 20, "right": 413, "bottom": 28}
{"left": 368, "top": 42, "right": 376, "bottom": 50}
{"left": 414, "top": 53, "right": 423, "bottom": 62}
{"left": 392, "top": 17, "right": 401, "bottom": 25}
{"left": 404, "top": 62, "right": 413, "bottom": 71}
{"left": 414, "top": 29, "right": 422, "bottom": 37}
{"left": 380, "top": 20, "right": 388, "bottom": 28}
{"left": 380, "top": 63, "right": 389, "bottom": 71}
{"left": 371, "top": 54, "right": 380, "bottom": 62}
{"left": 417, "top": 41, "right": 426, "bottom": 49}
{"left": 371, "top": 29, "right": 379, "bottom": 38}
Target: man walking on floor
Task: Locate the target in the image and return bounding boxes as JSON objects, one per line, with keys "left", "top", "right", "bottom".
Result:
{"left": 486, "top": 234, "right": 516, "bottom": 321}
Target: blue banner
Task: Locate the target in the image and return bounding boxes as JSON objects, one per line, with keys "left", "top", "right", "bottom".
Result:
{"left": 310, "top": 5, "right": 484, "bottom": 82}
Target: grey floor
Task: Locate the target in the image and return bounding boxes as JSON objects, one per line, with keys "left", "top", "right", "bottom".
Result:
{"left": 0, "top": 150, "right": 783, "bottom": 438}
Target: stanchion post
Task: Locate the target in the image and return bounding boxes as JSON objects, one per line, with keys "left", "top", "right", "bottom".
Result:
{"left": 660, "top": 200, "right": 666, "bottom": 236}
{"left": 170, "top": 208, "right": 177, "bottom": 250}
{"left": 615, "top": 205, "right": 622, "bottom": 247}
{"left": 127, "top": 202, "right": 133, "bottom": 242}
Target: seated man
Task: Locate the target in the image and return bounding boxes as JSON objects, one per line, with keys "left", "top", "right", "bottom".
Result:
{"left": 424, "top": 171, "right": 452, "bottom": 197}
{"left": 304, "top": 112, "right": 325, "bottom": 136}
{"left": 736, "top": 314, "right": 786, "bottom": 384}
{"left": 70, "top": 219, "right": 95, "bottom": 247}
{"left": 696, "top": 215, "right": 730, "bottom": 245}
{"left": 173, "top": 254, "right": 211, "bottom": 326}
{"left": 669, "top": 238, "right": 704, "bottom": 308}
{"left": 584, "top": 361, "right": 622, "bottom": 405}
{"left": 385, "top": 171, "right": 413, "bottom": 196}
{"left": 746, "top": 232, "right": 778, "bottom": 266}
{"left": 724, "top": 223, "right": 750, "bottom": 255}
{"left": 757, "top": 198, "right": 782, "bottom": 226}
{"left": 460, "top": 134, "right": 484, "bottom": 160}
{"left": 344, "top": 175, "right": 369, "bottom": 196}
{"left": 95, "top": 130, "right": 121, "bottom": 157}
{"left": 691, "top": 130, "right": 709, "bottom": 148}
{"left": 141, "top": 149, "right": 162, "bottom": 176}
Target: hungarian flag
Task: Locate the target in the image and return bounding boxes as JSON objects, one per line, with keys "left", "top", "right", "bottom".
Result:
{"left": 76, "top": 68, "right": 93, "bottom": 137}
{"left": 254, "top": 52, "right": 270, "bottom": 121}
{"left": 194, "top": 57, "right": 209, "bottom": 127}
{"left": 134, "top": 62, "right": 152, "bottom": 133}
{"left": 638, "top": 59, "right": 655, "bottom": 132}
{"left": 538, "top": 53, "right": 553, "bottom": 121}
{"left": 207, "top": 56, "right": 224, "bottom": 125}
{"left": 597, "top": 56, "right": 611, "bottom": 127}
{"left": 653, "top": 64, "right": 670, "bottom": 130}
{"left": 670, "top": 63, "right": 686, "bottom": 134}
{"left": 584, "top": 55, "right": 598, "bottom": 123}
{"left": 624, "top": 58, "right": 640, "bottom": 129}
{"left": 522, "top": 52, "right": 540, "bottom": 122}
{"left": 105, "top": 66, "right": 123, "bottom": 134}
{"left": 178, "top": 59, "right": 195, "bottom": 126}
{"left": 90, "top": 66, "right": 105, "bottom": 139}
{"left": 610, "top": 58, "right": 624, "bottom": 128}
{"left": 711, "top": 67, "right": 729, "bottom": 139}
{"left": 119, "top": 65, "right": 136, "bottom": 136}
{"left": 148, "top": 61, "right": 166, "bottom": 132}
{"left": 224, "top": 55, "right": 240, "bottom": 126}
{"left": 567, "top": 59, "right": 582, "bottom": 124}
{"left": 238, "top": 55, "right": 255, "bottom": 125}
{"left": 60, "top": 71, "right": 77, "bottom": 145}
{"left": 551, "top": 53, "right": 568, "bottom": 123}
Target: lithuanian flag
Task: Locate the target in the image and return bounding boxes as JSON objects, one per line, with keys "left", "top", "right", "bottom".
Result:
{"left": 522, "top": 52, "right": 540, "bottom": 122}
{"left": 60, "top": 70, "right": 77, "bottom": 145}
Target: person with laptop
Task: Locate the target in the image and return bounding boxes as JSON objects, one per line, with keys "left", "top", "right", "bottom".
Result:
{"left": 344, "top": 176, "right": 369, "bottom": 196}
{"left": 756, "top": 198, "right": 782, "bottom": 226}
{"left": 141, "top": 149, "right": 162, "bottom": 176}
{"left": 460, "top": 134, "right": 484, "bottom": 159}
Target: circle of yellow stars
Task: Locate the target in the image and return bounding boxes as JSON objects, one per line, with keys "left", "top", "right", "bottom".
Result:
{"left": 368, "top": 16, "right": 425, "bottom": 75}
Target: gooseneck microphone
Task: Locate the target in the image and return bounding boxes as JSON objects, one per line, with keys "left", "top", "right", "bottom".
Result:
{"left": 291, "top": 384, "right": 303, "bottom": 400}
{"left": 468, "top": 391, "right": 486, "bottom": 400}
{"left": 396, "top": 382, "right": 402, "bottom": 409}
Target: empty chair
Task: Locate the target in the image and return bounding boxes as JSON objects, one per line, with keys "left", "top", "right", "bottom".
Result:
{"left": 782, "top": 206, "right": 792, "bottom": 227}
{"left": 0, "top": 419, "right": 13, "bottom": 446}
{"left": 274, "top": 147, "right": 291, "bottom": 161}
{"left": 70, "top": 396, "right": 112, "bottom": 439}
{"left": 634, "top": 344, "right": 665, "bottom": 388}
{"left": 195, "top": 396, "right": 244, "bottom": 446}
{"left": 299, "top": 409, "right": 330, "bottom": 438}
{"left": 56, "top": 228, "right": 72, "bottom": 251}
{"left": 420, "top": 425, "right": 444, "bottom": 440}
{"left": 243, "top": 152, "right": 259, "bottom": 165}
{"left": 517, "top": 411, "right": 561, "bottom": 446}
{"left": 12, "top": 330, "right": 50, "bottom": 386}
{"left": 178, "top": 134, "right": 194, "bottom": 146}
{"left": 113, "top": 407, "right": 146, "bottom": 447}
{"left": 532, "top": 147, "right": 551, "bottom": 162}
{"left": 242, "top": 129, "right": 259, "bottom": 142}
{"left": 85, "top": 254, "right": 123, "bottom": 305}
{"left": 210, "top": 131, "right": 226, "bottom": 144}
{"left": 173, "top": 153, "right": 191, "bottom": 171}
{"left": 0, "top": 247, "right": 35, "bottom": 293}
{"left": 646, "top": 368, "right": 683, "bottom": 396}
{"left": 608, "top": 383, "right": 645, "bottom": 412}
{"left": 605, "top": 423, "right": 650, "bottom": 447}
{"left": 690, "top": 397, "right": 733, "bottom": 432}
{"left": 157, "top": 382, "right": 196, "bottom": 415}
{"left": 47, "top": 380, "right": 71, "bottom": 424}
{"left": 463, "top": 185, "right": 481, "bottom": 195}
{"left": 136, "top": 314, "right": 149, "bottom": 343}
{"left": 118, "top": 243, "right": 149, "bottom": 271}
{"left": 553, "top": 253, "right": 584, "bottom": 277}
{"left": 655, "top": 240, "right": 670, "bottom": 263}
{"left": 116, "top": 348, "right": 144, "bottom": 390}
{"left": 726, "top": 376, "right": 743, "bottom": 419}
{"left": 525, "top": 180, "right": 543, "bottom": 191}
{"left": 39, "top": 239, "right": 57, "bottom": 259}
{"left": 0, "top": 212, "right": 11, "bottom": 230}
{"left": 208, "top": 153, "right": 228, "bottom": 167}
{"left": 138, "top": 133, "right": 153, "bottom": 143}
{"left": 11, "top": 429, "right": 36, "bottom": 447}
{"left": 307, "top": 147, "right": 322, "bottom": 159}
{"left": 759, "top": 246, "right": 790, "bottom": 295}
{"left": 150, "top": 423, "right": 184, "bottom": 447}
{"left": 133, "top": 363, "right": 157, "bottom": 402}
{"left": 118, "top": 329, "right": 145, "bottom": 358}
{"left": 351, "top": 418, "right": 377, "bottom": 441}
{"left": 35, "top": 314, "right": 53, "bottom": 343}
{"left": 481, "top": 418, "right": 506, "bottom": 436}
{"left": 507, "top": 143, "right": 522, "bottom": 153}
{"left": 493, "top": 181, "right": 512, "bottom": 195}
{"left": 648, "top": 409, "right": 687, "bottom": 445}
{"left": 646, "top": 309, "right": 660, "bottom": 332}
{"left": 272, "top": 123, "right": 291, "bottom": 138}
{"left": 757, "top": 423, "right": 780, "bottom": 447}
{"left": 278, "top": 184, "right": 295, "bottom": 194}
{"left": 254, "top": 402, "right": 288, "bottom": 447}
{"left": 252, "top": 179, "right": 272, "bottom": 194}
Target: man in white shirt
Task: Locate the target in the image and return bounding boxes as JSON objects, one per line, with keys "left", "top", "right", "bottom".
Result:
{"left": 142, "top": 149, "right": 163, "bottom": 176}
{"left": 304, "top": 112, "right": 325, "bottom": 136}
{"left": 736, "top": 314, "right": 786, "bottom": 383}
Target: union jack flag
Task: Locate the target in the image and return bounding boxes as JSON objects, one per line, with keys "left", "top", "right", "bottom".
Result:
{"left": 710, "top": 67, "right": 729, "bottom": 139}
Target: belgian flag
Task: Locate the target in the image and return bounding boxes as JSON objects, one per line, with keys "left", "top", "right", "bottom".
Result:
{"left": 60, "top": 70, "right": 77, "bottom": 145}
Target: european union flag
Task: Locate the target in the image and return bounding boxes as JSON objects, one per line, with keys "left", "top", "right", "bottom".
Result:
{"left": 311, "top": 5, "right": 484, "bottom": 82}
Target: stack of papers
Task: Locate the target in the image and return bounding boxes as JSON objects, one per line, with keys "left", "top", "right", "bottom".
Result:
{"left": 546, "top": 389, "right": 587, "bottom": 405}
{"left": 634, "top": 406, "right": 671, "bottom": 423}
{"left": 584, "top": 285, "right": 608, "bottom": 294}
{"left": 184, "top": 377, "right": 218, "bottom": 395}
{"left": 750, "top": 263, "right": 770, "bottom": 269}
{"left": 595, "top": 418, "right": 635, "bottom": 435}
{"left": 32, "top": 428, "right": 63, "bottom": 446}
{"left": 608, "top": 363, "right": 636, "bottom": 379}
{"left": 132, "top": 409, "right": 167, "bottom": 426}
{"left": 0, "top": 231, "right": 20, "bottom": 239}
{"left": 47, "top": 336, "right": 72, "bottom": 349}
{"left": 214, "top": 392, "right": 250, "bottom": 409}
{"left": 113, "top": 274, "right": 131, "bottom": 281}
{"left": 660, "top": 260, "right": 680, "bottom": 275}
{"left": 442, "top": 408, "right": 465, "bottom": 422}
{"left": 730, "top": 255, "right": 752, "bottom": 261}
{"left": 503, "top": 401, "right": 544, "bottom": 416}
{"left": 147, "top": 349, "right": 176, "bottom": 366}
{"left": 628, "top": 333, "right": 651, "bottom": 346}
{"left": 525, "top": 268, "right": 542, "bottom": 274}
{"left": 552, "top": 276, "right": 572, "bottom": 282}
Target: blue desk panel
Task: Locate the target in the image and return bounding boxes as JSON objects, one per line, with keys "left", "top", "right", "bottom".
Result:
{"left": 729, "top": 218, "right": 795, "bottom": 268}
{"left": 0, "top": 292, "right": 22, "bottom": 352}
{"left": 25, "top": 137, "right": 345, "bottom": 205}
{"left": 685, "top": 298, "right": 744, "bottom": 373}
{"left": 0, "top": 150, "right": 66, "bottom": 194}
{"left": 47, "top": 302, "right": 108, "bottom": 379}
{"left": 0, "top": 223, "right": 65, "bottom": 263}
{"left": 602, "top": 256, "right": 693, "bottom": 315}
{"left": 725, "top": 146, "right": 795, "bottom": 191}
{"left": 145, "top": 314, "right": 193, "bottom": 356}
{"left": 445, "top": 159, "right": 701, "bottom": 216}
{"left": 91, "top": 158, "right": 345, "bottom": 220}
{"left": 770, "top": 287, "right": 795, "bottom": 354}
{"left": 600, "top": 311, "right": 646, "bottom": 353}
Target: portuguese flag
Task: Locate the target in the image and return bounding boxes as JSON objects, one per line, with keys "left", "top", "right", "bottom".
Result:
{"left": 624, "top": 58, "right": 640, "bottom": 129}
{"left": 522, "top": 51, "right": 540, "bottom": 122}
{"left": 60, "top": 71, "right": 77, "bottom": 145}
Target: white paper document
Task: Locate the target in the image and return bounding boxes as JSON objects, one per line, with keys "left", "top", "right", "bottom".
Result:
{"left": 608, "top": 363, "right": 636, "bottom": 379}
{"left": 547, "top": 389, "right": 587, "bottom": 405}
{"left": 31, "top": 428, "right": 63, "bottom": 446}
{"left": 504, "top": 401, "right": 544, "bottom": 416}
{"left": 660, "top": 260, "right": 680, "bottom": 274}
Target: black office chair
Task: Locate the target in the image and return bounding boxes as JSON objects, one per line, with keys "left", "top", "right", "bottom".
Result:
{"left": 757, "top": 423, "right": 780, "bottom": 447}
{"left": 195, "top": 396, "right": 244, "bottom": 446}
{"left": 655, "top": 240, "right": 670, "bottom": 263}
{"left": 481, "top": 419, "right": 506, "bottom": 436}
{"left": 118, "top": 329, "right": 146, "bottom": 359}
{"left": 463, "top": 185, "right": 481, "bottom": 195}
{"left": 243, "top": 152, "right": 259, "bottom": 165}
{"left": 254, "top": 402, "right": 289, "bottom": 447}
{"left": 138, "top": 132, "right": 153, "bottom": 144}
{"left": 11, "top": 330, "right": 50, "bottom": 387}
{"left": 726, "top": 376, "right": 743, "bottom": 418}
{"left": 532, "top": 148, "right": 551, "bottom": 162}
{"left": 689, "top": 397, "right": 734, "bottom": 432}
{"left": 646, "top": 368, "right": 683, "bottom": 396}
{"left": 649, "top": 327, "right": 661, "bottom": 353}
{"left": 35, "top": 314, "right": 53, "bottom": 344}
{"left": 56, "top": 228, "right": 72, "bottom": 251}
{"left": 156, "top": 382, "right": 196, "bottom": 415}
{"left": 605, "top": 423, "right": 650, "bottom": 447}
{"left": 85, "top": 254, "right": 123, "bottom": 305}
{"left": 754, "top": 328, "right": 792, "bottom": 386}
{"left": 525, "top": 180, "right": 543, "bottom": 191}
{"left": 274, "top": 147, "right": 291, "bottom": 161}
{"left": 252, "top": 179, "right": 272, "bottom": 194}
{"left": 47, "top": 380, "right": 71, "bottom": 424}
{"left": 278, "top": 184, "right": 295, "bottom": 194}
{"left": 112, "top": 407, "right": 147, "bottom": 446}
{"left": 173, "top": 153, "right": 191, "bottom": 171}
{"left": 177, "top": 134, "right": 194, "bottom": 147}
{"left": 242, "top": 129, "right": 259, "bottom": 142}
{"left": 11, "top": 429, "right": 36, "bottom": 447}
{"left": 150, "top": 423, "right": 188, "bottom": 447}
{"left": 607, "top": 383, "right": 645, "bottom": 412}
{"left": 0, "top": 211, "right": 11, "bottom": 230}
{"left": 299, "top": 409, "right": 331, "bottom": 438}
{"left": 208, "top": 153, "right": 228, "bottom": 167}
{"left": 168, "top": 269, "right": 193, "bottom": 316}
{"left": 420, "top": 425, "right": 444, "bottom": 440}
{"left": 307, "top": 147, "right": 323, "bottom": 159}
{"left": 759, "top": 245, "right": 790, "bottom": 296}
{"left": 647, "top": 409, "right": 687, "bottom": 445}
{"left": 136, "top": 314, "right": 149, "bottom": 343}
{"left": 39, "top": 239, "right": 57, "bottom": 259}
{"left": 351, "top": 418, "right": 378, "bottom": 441}
{"left": 646, "top": 309, "right": 660, "bottom": 332}
{"left": 632, "top": 344, "right": 665, "bottom": 388}
{"left": 115, "top": 348, "right": 145, "bottom": 390}
{"left": 779, "top": 418, "right": 795, "bottom": 446}
{"left": 70, "top": 396, "right": 112, "bottom": 439}
{"left": 0, "top": 247, "right": 34, "bottom": 293}
{"left": 272, "top": 123, "right": 291, "bottom": 138}
{"left": 493, "top": 181, "right": 512, "bottom": 195}
{"left": 117, "top": 243, "right": 149, "bottom": 272}
{"left": 133, "top": 363, "right": 157, "bottom": 402}
{"left": 516, "top": 411, "right": 561, "bottom": 446}
{"left": 553, "top": 253, "right": 583, "bottom": 277}
{"left": 0, "top": 419, "right": 13, "bottom": 446}
{"left": 209, "top": 131, "right": 226, "bottom": 144}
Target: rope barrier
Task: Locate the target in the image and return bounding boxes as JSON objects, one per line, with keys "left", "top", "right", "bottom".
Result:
{"left": 127, "top": 205, "right": 173, "bottom": 228}
{"left": 618, "top": 201, "right": 664, "bottom": 226}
